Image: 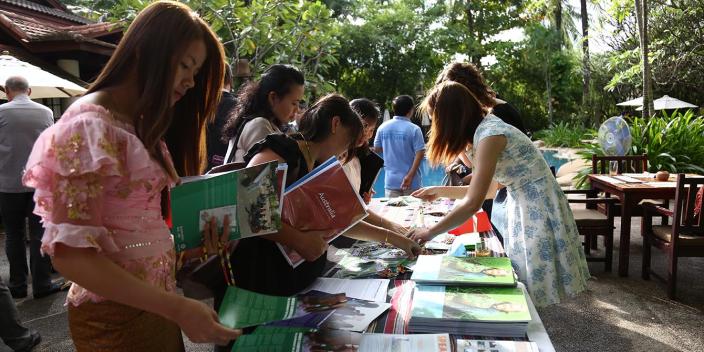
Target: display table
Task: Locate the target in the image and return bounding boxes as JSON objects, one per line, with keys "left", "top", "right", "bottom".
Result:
{"left": 323, "top": 198, "right": 555, "bottom": 351}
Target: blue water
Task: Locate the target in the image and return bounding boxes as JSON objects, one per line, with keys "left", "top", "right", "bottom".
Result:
{"left": 541, "top": 150, "right": 570, "bottom": 171}
{"left": 372, "top": 150, "right": 569, "bottom": 197}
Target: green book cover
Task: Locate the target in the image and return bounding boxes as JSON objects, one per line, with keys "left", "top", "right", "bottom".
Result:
{"left": 170, "top": 161, "right": 282, "bottom": 251}
{"left": 410, "top": 256, "right": 515, "bottom": 286}
{"left": 232, "top": 329, "right": 362, "bottom": 352}
{"left": 218, "top": 287, "right": 345, "bottom": 329}
{"left": 411, "top": 286, "right": 531, "bottom": 322}
{"left": 251, "top": 326, "right": 318, "bottom": 335}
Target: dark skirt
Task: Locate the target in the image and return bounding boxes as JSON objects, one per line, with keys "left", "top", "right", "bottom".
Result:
{"left": 230, "top": 236, "right": 326, "bottom": 297}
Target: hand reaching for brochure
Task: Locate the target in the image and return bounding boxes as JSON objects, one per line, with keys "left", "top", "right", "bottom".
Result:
{"left": 411, "top": 187, "right": 441, "bottom": 202}
{"left": 407, "top": 227, "right": 435, "bottom": 245}
{"left": 175, "top": 298, "right": 241, "bottom": 346}
{"left": 389, "top": 235, "right": 422, "bottom": 259}
{"left": 203, "top": 215, "right": 233, "bottom": 256}
{"left": 387, "top": 221, "right": 410, "bottom": 237}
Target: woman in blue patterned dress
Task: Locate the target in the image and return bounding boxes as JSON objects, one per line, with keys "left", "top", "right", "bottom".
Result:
{"left": 409, "top": 80, "right": 590, "bottom": 307}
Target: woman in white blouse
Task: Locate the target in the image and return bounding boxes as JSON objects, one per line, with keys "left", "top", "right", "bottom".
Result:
{"left": 221, "top": 64, "right": 305, "bottom": 164}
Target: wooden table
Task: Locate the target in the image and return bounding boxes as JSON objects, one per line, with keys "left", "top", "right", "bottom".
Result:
{"left": 588, "top": 173, "right": 689, "bottom": 277}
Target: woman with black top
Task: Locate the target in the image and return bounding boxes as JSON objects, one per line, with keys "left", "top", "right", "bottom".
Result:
{"left": 225, "top": 94, "right": 417, "bottom": 299}
{"left": 220, "top": 64, "right": 305, "bottom": 165}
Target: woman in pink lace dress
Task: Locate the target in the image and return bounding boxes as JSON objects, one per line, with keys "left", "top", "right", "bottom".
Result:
{"left": 22, "top": 2, "right": 240, "bottom": 351}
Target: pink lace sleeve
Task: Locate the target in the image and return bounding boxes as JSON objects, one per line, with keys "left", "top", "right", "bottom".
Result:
{"left": 22, "top": 106, "right": 155, "bottom": 255}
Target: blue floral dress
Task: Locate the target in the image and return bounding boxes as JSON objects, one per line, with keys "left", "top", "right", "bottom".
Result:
{"left": 469, "top": 115, "right": 590, "bottom": 307}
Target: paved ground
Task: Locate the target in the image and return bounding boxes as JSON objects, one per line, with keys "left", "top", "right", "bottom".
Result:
{"left": 2, "top": 217, "right": 703, "bottom": 352}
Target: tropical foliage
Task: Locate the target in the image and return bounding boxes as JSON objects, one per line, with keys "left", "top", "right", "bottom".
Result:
{"left": 61, "top": 0, "right": 701, "bottom": 130}
{"left": 534, "top": 121, "right": 594, "bottom": 148}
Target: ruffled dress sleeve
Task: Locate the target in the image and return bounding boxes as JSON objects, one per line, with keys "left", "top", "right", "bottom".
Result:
{"left": 22, "top": 104, "right": 155, "bottom": 256}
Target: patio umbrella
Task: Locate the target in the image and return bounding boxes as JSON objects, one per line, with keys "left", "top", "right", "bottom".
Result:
{"left": 635, "top": 95, "right": 698, "bottom": 111}
{"left": 0, "top": 54, "right": 86, "bottom": 99}
{"left": 616, "top": 97, "right": 643, "bottom": 106}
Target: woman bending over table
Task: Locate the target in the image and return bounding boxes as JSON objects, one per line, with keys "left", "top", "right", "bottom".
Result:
{"left": 408, "top": 80, "right": 590, "bottom": 307}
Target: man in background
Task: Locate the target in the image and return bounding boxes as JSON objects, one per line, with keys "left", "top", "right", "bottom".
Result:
{"left": 0, "top": 76, "right": 61, "bottom": 300}
{"left": 1, "top": 276, "right": 41, "bottom": 351}
{"left": 373, "top": 95, "right": 425, "bottom": 197}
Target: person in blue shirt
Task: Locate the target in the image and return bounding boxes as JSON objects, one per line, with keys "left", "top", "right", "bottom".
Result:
{"left": 373, "top": 95, "right": 425, "bottom": 197}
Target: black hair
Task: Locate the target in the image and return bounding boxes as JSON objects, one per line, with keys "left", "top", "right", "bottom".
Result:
{"left": 298, "top": 94, "right": 363, "bottom": 163}
{"left": 350, "top": 98, "right": 380, "bottom": 122}
{"left": 392, "top": 95, "right": 414, "bottom": 116}
{"left": 222, "top": 64, "right": 304, "bottom": 142}
{"left": 349, "top": 98, "right": 378, "bottom": 157}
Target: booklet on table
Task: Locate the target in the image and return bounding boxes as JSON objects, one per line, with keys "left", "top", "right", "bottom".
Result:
{"left": 411, "top": 256, "right": 516, "bottom": 287}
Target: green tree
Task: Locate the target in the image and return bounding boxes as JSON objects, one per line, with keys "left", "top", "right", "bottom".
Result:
{"left": 443, "top": 0, "right": 524, "bottom": 68}
{"left": 634, "top": 0, "right": 654, "bottom": 117}
{"left": 603, "top": 0, "right": 702, "bottom": 111}
{"left": 330, "top": 0, "right": 446, "bottom": 108}
{"left": 580, "top": 0, "right": 593, "bottom": 124}
{"left": 64, "top": 0, "right": 341, "bottom": 98}
{"left": 487, "top": 23, "right": 583, "bottom": 131}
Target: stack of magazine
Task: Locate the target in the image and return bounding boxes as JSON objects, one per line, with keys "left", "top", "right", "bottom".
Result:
{"left": 410, "top": 256, "right": 516, "bottom": 287}
{"left": 279, "top": 156, "right": 368, "bottom": 267}
{"left": 408, "top": 285, "right": 531, "bottom": 338}
{"left": 407, "top": 255, "right": 530, "bottom": 338}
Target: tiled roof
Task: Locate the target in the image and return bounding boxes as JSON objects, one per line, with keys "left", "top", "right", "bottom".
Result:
{"left": 0, "top": 0, "right": 92, "bottom": 25}
{"left": 0, "top": 10, "right": 117, "bottom": 48}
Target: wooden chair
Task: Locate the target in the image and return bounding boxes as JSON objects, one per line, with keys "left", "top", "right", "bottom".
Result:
{"left": 592, "top": 154, "right": 648, "bottom": 175}
{"left": 553, "top": 166, "right": 616, "bottom": 271}
{"left": 564, "top": 189, "right": 617, "bottom": 272}
{"left": 641, "top": 174, "right": 704, "bottom": 299}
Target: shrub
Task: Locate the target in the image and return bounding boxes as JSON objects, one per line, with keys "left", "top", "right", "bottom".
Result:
{"left": 534, "top": 121, "right": 594, "bottom": 148}
{"left": 574, "top": 110, "right": 704, "bottom": 188}
{"left": 630, "top": 110, "right": 704, "bottom": 174}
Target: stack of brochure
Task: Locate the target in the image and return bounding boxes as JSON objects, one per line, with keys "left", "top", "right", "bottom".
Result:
{"left": 408, "top": 286, "right": 531, "bottom": 338}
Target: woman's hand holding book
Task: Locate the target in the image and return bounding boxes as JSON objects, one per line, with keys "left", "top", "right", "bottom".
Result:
{"left": 171, "top": 297, "right": 241, "bottom": 345}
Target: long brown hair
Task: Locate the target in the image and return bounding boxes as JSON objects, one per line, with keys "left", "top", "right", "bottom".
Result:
{"left": 87, "top": 1, "right": 225, "bottom": 177}
{"left": 422, "top": 81, "right": 490, "bottom": 166}
{"left": 435, "top": 62, "right": 496, "bottom": 109}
